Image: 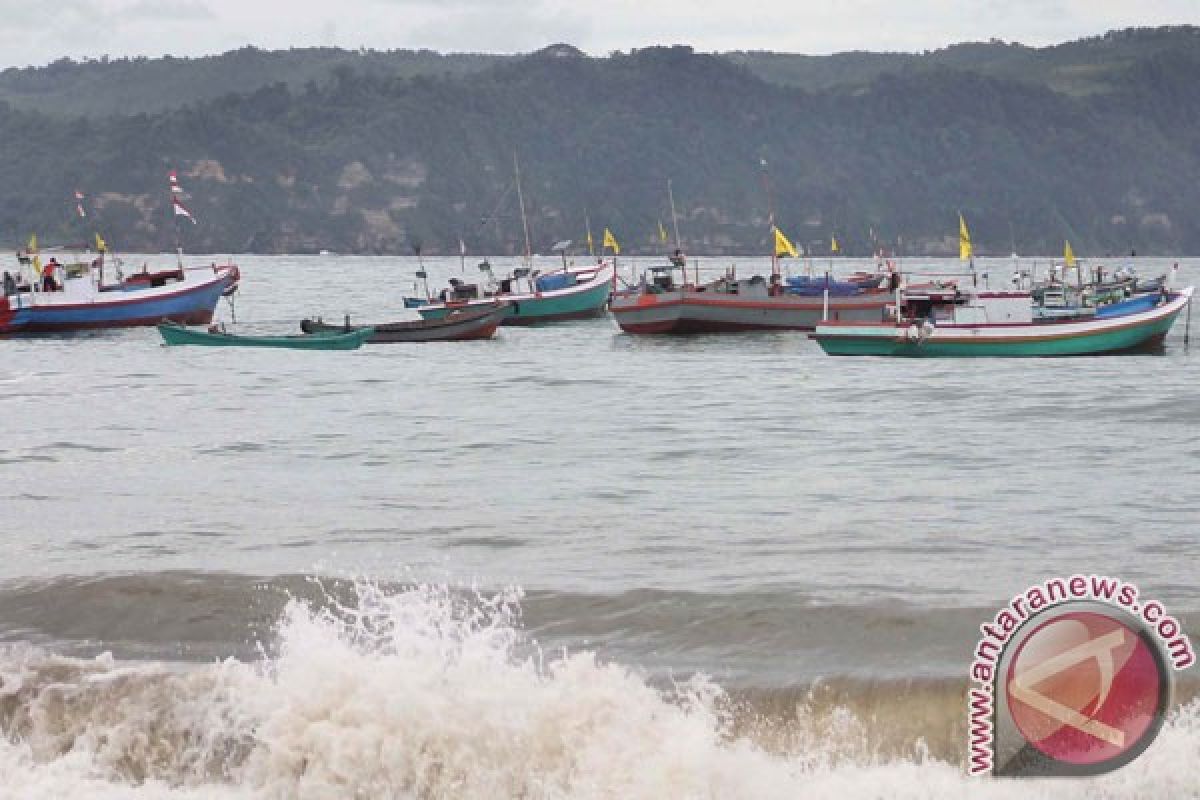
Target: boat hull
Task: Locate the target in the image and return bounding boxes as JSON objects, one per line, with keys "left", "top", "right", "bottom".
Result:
{"left": 610, "top": 289, "right": 890, "bottom": 334}
{"left": 813, "top": 289, "right": 1192, "bottom": 357}
{"left": 301, "top": 304, "right": 506, "bottom": 343}
{"left": 0, "top": 266, "right": 238, "bottom": 334}
{"left": 417, "top": 267, "right": 613, "bottom": 325}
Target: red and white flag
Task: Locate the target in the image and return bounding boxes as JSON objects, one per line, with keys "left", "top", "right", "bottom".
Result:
{"left": 74, "top": 190, "right": 86, "bottom": 218}
{"left": 172, "top": 196, "right": 197, "bottom": 224}
{"left": 168, "top": 170, "right": 184, "bottom": 194}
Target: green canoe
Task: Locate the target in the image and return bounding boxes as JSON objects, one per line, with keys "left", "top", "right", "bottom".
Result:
{"left": 157, "top": 323, "right": 373, "bottom": 350}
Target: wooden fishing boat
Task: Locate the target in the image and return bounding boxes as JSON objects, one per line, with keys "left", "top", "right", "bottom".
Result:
{"left": 413, "top": 152, "right": 613, "bottom": 325}
{"left": 300, "top": 303, "right": 507, "bottom": 343}
{"left": 812, "top": 285, "right": 1193, "bottom": 357}
{"left": 610, "top": 190, "right": 889, "bottom": 334}
{"left": 157, "top": 322, "right": 373, "bottom": 350}
{"left": 610, "top": 262, "right": 892, "bottom": 334}
{"left": 416, "top": 263, "right": 613, "bottom": 325}
{"left": 1, "top": 259, "right": 239, "bottom": 334}
{"left": 3, "top": 178, "right": 240, "bottom": 334}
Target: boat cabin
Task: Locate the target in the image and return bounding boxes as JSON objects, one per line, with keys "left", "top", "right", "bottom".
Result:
{"left": 701, "top": 274, "right": 772, "bottom": 298}
{"left": 897, "top": 287, "right": 1033, "bottom": 326}
{"left": 642, "top": 265, "right": 683, "bottom": 293}
{"left": 444, "top": 277, "right": 481, "bottom": 301}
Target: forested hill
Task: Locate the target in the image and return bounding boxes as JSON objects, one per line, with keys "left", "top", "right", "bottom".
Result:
{"left": 3, "top": 27, "right": 1197, "bottom": 116}
{"left": 726, "top": 25, "right": 1200, "bottom": 95}
{"left": 1, "top": 28, "right": 1199, "bottom": 256}
{"left": 0, "top": 48, "right": 505, "bottom": 118}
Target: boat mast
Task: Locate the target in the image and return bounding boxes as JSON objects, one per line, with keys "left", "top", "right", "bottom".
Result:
{"left": 666, "top": 178, "right": 692, "bottom": 285}
{"left": 667, "top": 179, "right": 682, "bottom": 252}
{"left": 760, "top": 159, "right": 779, "bottom": 277}
{"left": 513, "top": 151, "right": 533, "bottom": 268}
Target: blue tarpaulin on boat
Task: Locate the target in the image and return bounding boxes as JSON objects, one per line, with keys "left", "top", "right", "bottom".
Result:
{"left": 535, "top": 273, "right": 576, "bottom": 292}
{"left": 785, "top": 276, "right": 863, "bottom": 296}
{"left": 1095, "top": 293, "right": 1160, "bottom": 319}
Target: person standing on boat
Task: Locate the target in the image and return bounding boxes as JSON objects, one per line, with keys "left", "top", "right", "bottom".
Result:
{"left": 2, "top": 271, "right": 15, "bottom": 296}
{"left": 42, "top": 258, "right": 61, "bottom": 292}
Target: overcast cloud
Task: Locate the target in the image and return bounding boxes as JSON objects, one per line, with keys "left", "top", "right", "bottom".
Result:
{"left": 0, "top": 0, "right": 1196, "bottom": 68}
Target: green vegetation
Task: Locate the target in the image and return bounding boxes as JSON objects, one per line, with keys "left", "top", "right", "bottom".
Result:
{"left": 1, "top": 28, "right": 1198, "bottom": 256}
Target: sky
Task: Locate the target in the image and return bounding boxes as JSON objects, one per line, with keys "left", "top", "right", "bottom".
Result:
{"left": 1, "top": 0, "right": 1197, "bottom": 69}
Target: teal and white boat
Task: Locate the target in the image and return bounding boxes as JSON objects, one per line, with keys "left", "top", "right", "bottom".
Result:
{"left": 414, "top": 152, "right": 614, "bottom": 325}
{"left": 812, "top": 284, "right": 1193, "bottom": 357}
{"left": 417, "top": 262, "right": 614, "bottom": 325}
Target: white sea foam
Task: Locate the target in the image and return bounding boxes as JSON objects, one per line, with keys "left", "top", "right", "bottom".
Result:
{"left": 0, "top": 580, "right": 1196, "bottom": 799}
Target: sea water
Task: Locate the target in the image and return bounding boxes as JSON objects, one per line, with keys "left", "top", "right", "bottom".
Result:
{"left": 0, "top": 255, "right": 1197, "bottom": 797}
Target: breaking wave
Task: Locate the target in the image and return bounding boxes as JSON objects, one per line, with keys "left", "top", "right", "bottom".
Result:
{"left": 0, "top": 580, "right": 1196, "bottom": 798}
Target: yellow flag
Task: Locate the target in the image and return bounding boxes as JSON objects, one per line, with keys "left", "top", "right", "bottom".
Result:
{"left": 773, "top": 226, "right": 798, "bottom": 259}
{"left": 94, "top": 232, "right": 108, "bottom": 253}
{"left": 28, "top": 233, "right": 42, "bottom": 276}
{"left": 1064, "top": 240, "right": 1077, "bottom": 268}
{"left": 602, "top": 228, "right": 620, "bottom": 255}
{"left": 831, "top": 236, "right": 840, "bottom": 254}
{"left": 658, "top": 220, "right": 668, "bottom": 244}
{"left": 958, "top": 213, "right": 973, "bottom": 261}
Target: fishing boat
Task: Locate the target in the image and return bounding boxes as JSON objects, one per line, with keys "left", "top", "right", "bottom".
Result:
{"left": 610, "top": 260, "right": 893, "bottom": 334}
{"left": 811, "top": 284, "right": 1193, "bottom": 357}
{"left": 300, "top": 302, "right": 507, "bottom": 343}
{"left": 157, "top": 322, "right": 373, "bottom": 350}
{"left": 1, "top": 256, "right": 239, "bottom": 335}
{"left": 1029, "top": 249, "right": 1172, "bottom": 322}
{"left": 412, "top": 153, "right": 612, "bottom": 324}
{"left": 3, "top": 176, "right": 241, "bottom": 335}
{"left": 610, "top": 174, "right": 889, "bottom": 334}
{"left": 416, "top": 261, "right": 614, "bottom": 324}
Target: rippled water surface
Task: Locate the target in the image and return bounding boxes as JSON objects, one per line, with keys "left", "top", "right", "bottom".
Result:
{"left": 0, "top": 254, "right": 1197, "bottom": 797}
{"left": 5, "top": 256, "right": 1197, "bottom": 604}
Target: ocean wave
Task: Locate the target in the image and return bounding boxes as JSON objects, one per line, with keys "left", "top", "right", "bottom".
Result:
{"left": 2, "top": 573, "right": 1198, "bottom": 687}
{"left": 0, "top": 579, "right": 1197, "bottom": 798}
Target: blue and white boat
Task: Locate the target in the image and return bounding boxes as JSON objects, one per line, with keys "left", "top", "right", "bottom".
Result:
{"left": 1, "top": 253, "right": 239, "bottom": 334}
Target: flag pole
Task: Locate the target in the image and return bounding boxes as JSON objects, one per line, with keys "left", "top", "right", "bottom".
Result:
{"left": 168, "top": 172, "right": 184, "bottom": 269}
{"left": 73, "top": 190, "right": 99, "bottom": 285}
